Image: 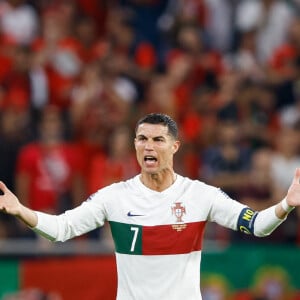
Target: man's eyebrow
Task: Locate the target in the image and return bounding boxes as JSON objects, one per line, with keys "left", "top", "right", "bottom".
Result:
{"left": 136, "top": 134, "right": 166, "bottom": 140}
{"left": 153, "top": 136, "right": 165, "bottom": 140}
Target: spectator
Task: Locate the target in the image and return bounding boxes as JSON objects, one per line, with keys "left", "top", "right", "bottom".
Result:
{"left": 270, "top": 126, "right": 300, "bottom": 200}
{"left": 201, "top": 120, "right": 252, "bottom": 199}
{"left": 268, "top": 16, "right": 300, "bottom": 108}
{"left": 268, "top": 16, "right": 300, "bottom": 85}
{"left": 236, "top": 0, "right": 295, "bottom": 64}
{"left": 165, "top": 23, "right": 224, "bottom": 118}
{"left": 238, "top": 147, "right": 275, "bottom": 211}
{"left": 87, "top": 126, "right": 139, "bottom": 194}
{"left": 204, "top": 0, "right": 237, "bottom": 53}
{"left": 0, "top": 45, "right": 32, "bottom": 113}
{"left": 100, "top": 54, "right": 138, "bottom": 124}
{"left": 238, "top": 82, "right": 281, "bottom": 149}
{"left": 224, "top": 29, "right": 266, "bottom": 82}
{"left": 140, "top": 74, "right": 177, "bottom": 119}
{"left": 105, "top": 7, "right": 158, "bottom": 90}
{"left": 15, "top": 106, "right": 85, "bottom": 221}
{"left": 73, "top": 15, "right": 109, "bottom": 63}
{"left": 158, "top": 0, "right": 207, "bottom": 41}
{"left": 180, "top": 85, "right": 217, "bottom": 146}
{"left": 31, "top": 5, "right": 84, "bottom": 110}
{"left": 176, "top": 86, "right": 217, "bottom": 179}
{"left": 212, "top": 70, "right": 242, "bottom": 122}
{"left": 70, "top": 62, "right": 111, "bottom": 184}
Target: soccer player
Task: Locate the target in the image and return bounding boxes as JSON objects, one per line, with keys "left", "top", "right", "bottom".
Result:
{"left": 0, "top": 113, "right": 300, "bottom": 300}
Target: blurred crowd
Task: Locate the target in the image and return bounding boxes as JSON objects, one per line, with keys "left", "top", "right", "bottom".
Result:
{"left": 1, "top": 0, "right": 300, "bottom": 246}
{"left": 201, "top": 266, "right": 300, "bottom": 300}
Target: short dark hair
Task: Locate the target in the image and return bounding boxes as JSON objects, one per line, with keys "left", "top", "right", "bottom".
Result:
{"left": 135, "top": 113, "right": 178, "bottom": 139}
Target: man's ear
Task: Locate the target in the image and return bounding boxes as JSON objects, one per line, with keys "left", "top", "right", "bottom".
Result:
{"left": 173, "top": 140, "right": 180, "bottom": 154}
{"left": 134, "top": 138, "right": 137, "bottom": 149}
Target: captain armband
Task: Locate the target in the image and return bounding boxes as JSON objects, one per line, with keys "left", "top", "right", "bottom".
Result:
{"left": 237, "top": 207, "right": 258, "bottom": 235}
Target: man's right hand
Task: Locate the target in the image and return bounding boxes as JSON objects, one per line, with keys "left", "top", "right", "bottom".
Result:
{"left": 0, "top": 181, "right": 22, "bottom": 216}
{"left": 0, "top": 181, "right": 38, "bottom": 227}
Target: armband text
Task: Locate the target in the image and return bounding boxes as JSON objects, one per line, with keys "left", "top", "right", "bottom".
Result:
{"left": 237, "top": 207, "right": 258, "bottom": 235}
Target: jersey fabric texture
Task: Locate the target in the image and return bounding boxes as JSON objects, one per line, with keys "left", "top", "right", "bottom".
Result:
{"left": 34, "top": 175, "right": 258, "bottom": 299}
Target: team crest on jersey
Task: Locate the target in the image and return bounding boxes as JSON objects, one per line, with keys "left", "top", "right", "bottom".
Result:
{"left": 171, "top": 202, "right": 187, "bottom": 231}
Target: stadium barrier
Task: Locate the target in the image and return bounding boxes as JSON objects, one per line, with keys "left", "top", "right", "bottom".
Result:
{"left": 0, "top": 241, "right": 300, "bottom": 299}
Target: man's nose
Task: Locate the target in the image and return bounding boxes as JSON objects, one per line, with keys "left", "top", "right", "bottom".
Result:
{"left": 144, "top": 140, "right": 154, "bottom": 150}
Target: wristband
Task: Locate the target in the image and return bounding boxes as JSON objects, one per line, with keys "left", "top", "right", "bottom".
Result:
{"left": 281, "top": 198, "right": 295, "bottom": 213}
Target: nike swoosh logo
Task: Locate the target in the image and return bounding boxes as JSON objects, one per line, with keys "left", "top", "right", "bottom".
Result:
{"left": 127, "top": 211, "right": 145, "bottom": 217}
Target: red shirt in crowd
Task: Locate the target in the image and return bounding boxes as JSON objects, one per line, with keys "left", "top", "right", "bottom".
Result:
{"left": 16, "top": 142, "right": 84, "bottom": 212}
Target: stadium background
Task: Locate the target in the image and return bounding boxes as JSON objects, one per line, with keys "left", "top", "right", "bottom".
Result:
{"left": 1, "top": 0, "right": 300, "bottom": 299}
{"left": 1, "top": 245, "right": 300, "bottom": 299}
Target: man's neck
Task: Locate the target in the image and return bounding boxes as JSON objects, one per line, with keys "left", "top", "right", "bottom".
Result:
{"left": 140, "top": 171, "right": 177, "bottom": 192}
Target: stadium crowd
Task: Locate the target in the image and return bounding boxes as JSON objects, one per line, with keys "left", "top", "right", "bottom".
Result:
{"left": 1, "top": 0, "right": 300, "bottom": 247}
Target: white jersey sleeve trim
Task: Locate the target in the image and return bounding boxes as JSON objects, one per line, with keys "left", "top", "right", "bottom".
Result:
{"left": 254, "top": 205, "right": 286, "bottom": 237}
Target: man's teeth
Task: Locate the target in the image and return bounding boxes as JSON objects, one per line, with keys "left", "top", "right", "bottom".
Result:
{"left": 144, "top": 156, "right": 157, "bottom": 161}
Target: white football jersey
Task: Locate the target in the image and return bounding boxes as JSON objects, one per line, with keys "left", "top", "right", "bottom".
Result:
{"left": 35, "top": 174, "right": 248, "bottom": 300}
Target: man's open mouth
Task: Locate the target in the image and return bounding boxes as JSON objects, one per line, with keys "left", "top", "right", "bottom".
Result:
{"left": 144, "top": 156, "right": 157, "bottom": 162}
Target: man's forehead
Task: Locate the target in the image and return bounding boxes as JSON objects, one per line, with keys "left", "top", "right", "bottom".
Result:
{"left": 136, "top": 123, "right": 169, "bottom": 136}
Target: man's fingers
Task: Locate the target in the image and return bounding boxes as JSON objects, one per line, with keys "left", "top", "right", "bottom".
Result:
{"left": 292, "top": 168, "right": 300, "bottom": 185}
{"left": 0, "top": 181, "right": 7, "bottom": 195}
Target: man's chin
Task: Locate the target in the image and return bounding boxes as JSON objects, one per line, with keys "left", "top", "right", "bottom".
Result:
{"left": 142, "top": 166, "right": 159, "bottom": 175}
{"left": 144, "top": 169, "right": 158, "bottom": 175}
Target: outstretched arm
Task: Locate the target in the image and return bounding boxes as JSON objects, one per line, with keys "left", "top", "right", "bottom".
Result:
{"left": 1, "top": 180, "right": 106, "bottom": 242}
{"left": 0, "top": 181, "right": 38, "bottom": 228}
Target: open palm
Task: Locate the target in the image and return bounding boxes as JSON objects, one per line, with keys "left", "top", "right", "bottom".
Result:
{"left": 286, "top": 168, "right": 300, "bottom": 207}
{"left": 0, "top": 181, "right": 21, "bottom": 216}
